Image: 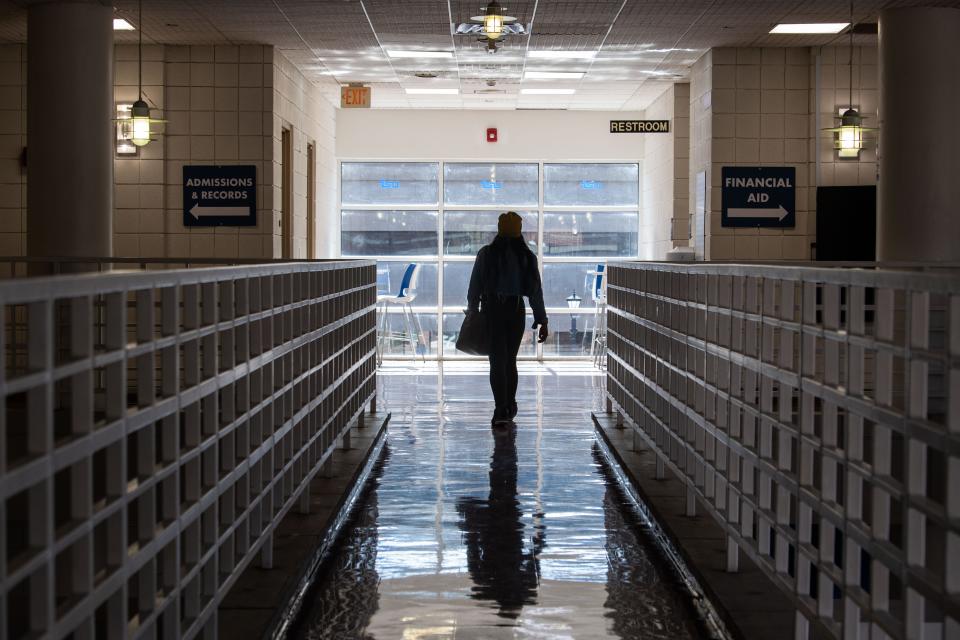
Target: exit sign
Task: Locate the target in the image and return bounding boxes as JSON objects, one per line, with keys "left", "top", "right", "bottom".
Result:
{"left": 341, "top": 85, "right": 371, "bottom": 109}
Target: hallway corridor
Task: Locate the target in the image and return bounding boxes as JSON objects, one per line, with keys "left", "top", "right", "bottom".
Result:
{"left": 291, "top": 365, "right": 704, "bottom": 639}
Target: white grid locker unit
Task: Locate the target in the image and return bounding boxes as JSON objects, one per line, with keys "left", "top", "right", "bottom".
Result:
{"left": 604, "top": 262, "right": 960, "bottom": 640}
{"left": 0, "top": 260, "right": 377, "bottom": 640}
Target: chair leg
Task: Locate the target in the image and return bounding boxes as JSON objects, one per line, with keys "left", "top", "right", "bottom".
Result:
{"left": 376, "top": 301, "right": 387, "bottom": 366}
{"left": 410, "top": 305, "right": 425, "bottom": 361}
{"left": 589, "top": 306, "right": 600, "bottom": 358}
{"left": 594, "top": 304, "right": 607, "bottom": 368}
{"left": 400, "top": 304, "right": 414, "bottom": 357}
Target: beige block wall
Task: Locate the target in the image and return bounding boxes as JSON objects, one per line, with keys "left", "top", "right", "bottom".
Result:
{"left": 707, "top": 47, "right": 813, "bottom": 262}
{"left": 640, "top": 82, "right": 690, "bottom": 260}
{"left": 690, "top": 45, "right": 879, "bottom": 262}
{"left": 0, "top": 43, "right": 337, "bottom": 261}
{"left": 159, "top": 44, "right": 276, "bottom": 260}
{"left": 689, "top": 51, "right": 713, "bottom": 259}
{"left": 0, "top": 44, "right": 25, "bottom": 256}
{"left": 271, "top": 51, "right": 338, "bottom": 259}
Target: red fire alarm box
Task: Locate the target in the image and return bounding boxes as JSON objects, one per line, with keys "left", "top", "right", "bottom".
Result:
{"left": 486, "top": 127, "right": 498, "bottom": 143}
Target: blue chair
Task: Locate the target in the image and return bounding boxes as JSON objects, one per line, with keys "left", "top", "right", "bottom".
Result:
{"left": 376, "top": 263, "right": 424, "bottom": 364}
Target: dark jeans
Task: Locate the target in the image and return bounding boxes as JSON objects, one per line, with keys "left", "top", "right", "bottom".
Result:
{"left": 486, "top": 296, "right": 526, "bottom": 415}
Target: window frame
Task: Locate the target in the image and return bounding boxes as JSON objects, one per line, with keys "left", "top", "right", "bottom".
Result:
{"left": 337, "top": 159, "right": 642, "bottom": 360}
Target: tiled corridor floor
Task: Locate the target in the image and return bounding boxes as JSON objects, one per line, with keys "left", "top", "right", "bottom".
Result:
{"left": 292, "top": 363, "right": 703, "bottom": 639}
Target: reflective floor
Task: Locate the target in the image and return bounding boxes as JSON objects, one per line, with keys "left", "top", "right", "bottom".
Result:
{"left": 293, "top": 363, "right": 702, "bottom": 639}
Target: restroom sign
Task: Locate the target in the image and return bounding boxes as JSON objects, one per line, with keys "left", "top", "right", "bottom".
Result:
{"left": 721, "top": 166, "right": 795, "bottom": 228}
{"left": 609, "top": 120, "right": 670, "bottom": 133}
{"left": 183, "top": 165, "right": 257, "bottom": 227}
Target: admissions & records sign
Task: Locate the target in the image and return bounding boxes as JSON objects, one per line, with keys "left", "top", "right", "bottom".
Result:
{"left": 183, "top": 165, "right": 257, "bottom": 227}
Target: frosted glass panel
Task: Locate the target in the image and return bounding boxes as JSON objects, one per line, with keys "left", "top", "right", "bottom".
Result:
{"left": 542, "top": 211, "right": 638, "bottom": 257}
{"left": 341, "top": 162, "right": 438, "bottom": 205}
{"left": 542, "top": 262, "right": 605, "bottom": 308}
{"left": 443, "top": 211, "right": 538, "bottom": 256}
{"left": 543, "top": 163, "right": 639, "bottom": 206}
{"left": 541, "top": 311, "right": 599, "bottom": 357}
{"left": 442, "top": 261, "right": 474, "bottom": 309}
{"left": 444, "top": 163, "right": 538, "bottom": 206}
{"left": 342, "top": 210, "right": 438, "bottom": 256}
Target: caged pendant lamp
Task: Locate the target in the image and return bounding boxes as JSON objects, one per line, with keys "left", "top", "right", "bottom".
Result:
{"left": 823, "top": 1, "right": 876, "bottom": 158}
{"left": 129, "top": 0, "right": 164, "bottom": 146}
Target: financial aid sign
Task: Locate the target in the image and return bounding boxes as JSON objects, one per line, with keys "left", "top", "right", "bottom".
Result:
{"left": 183, "top": 165, "right": 257, "bottom": 227}
{"left": 721, "top": 166, "right": 795, "bottom": 228}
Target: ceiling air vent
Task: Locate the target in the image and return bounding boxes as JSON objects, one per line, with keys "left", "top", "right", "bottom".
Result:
{"left": 851, "top": 22, "right": 878, "bottom": 35}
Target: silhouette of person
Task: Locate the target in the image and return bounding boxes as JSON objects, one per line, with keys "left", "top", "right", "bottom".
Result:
{"left": 456, "top": 427, "right": 545, "bottom": 619}
{"left": 467, "top": 211, "right": 548, "bottom": 426}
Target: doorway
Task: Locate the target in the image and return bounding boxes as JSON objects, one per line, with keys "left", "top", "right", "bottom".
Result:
{"left": 307, "top": 142, "right": 316, "bottom": 259}
{"left": 281, "top": 127, "right": 293, "bottom": 259}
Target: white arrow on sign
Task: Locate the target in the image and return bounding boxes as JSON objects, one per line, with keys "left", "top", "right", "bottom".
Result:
{"left": 189, "top": 204, "right": 250, "bottom": 219}
{"left": 727, "top": 205, "right": 789, "bottom": 221}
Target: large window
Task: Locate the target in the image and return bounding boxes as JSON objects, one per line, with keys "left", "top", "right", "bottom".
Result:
{"left": 443, "top": 163, "right": 539, "bottom": 207}
{"left": 340, "top": 161, "right": 640, "bottom": 359}
{"left": 342, "top": 210, "right": 438, "bottom": 256}
{"left": 341, "top": 162, "right": 438, "bottom": 206}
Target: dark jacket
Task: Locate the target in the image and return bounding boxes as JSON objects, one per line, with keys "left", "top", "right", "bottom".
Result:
{"left": 467, "top": 235, "right": 547, "bottom": 325}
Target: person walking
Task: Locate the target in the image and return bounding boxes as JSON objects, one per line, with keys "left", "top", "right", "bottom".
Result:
{"left": 467, "top": 211, "right": 548, "bottom": 426}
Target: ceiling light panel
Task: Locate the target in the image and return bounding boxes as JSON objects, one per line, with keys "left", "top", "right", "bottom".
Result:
{"left": 527, "top": 50, "right": 597, "bottom": 59}
{"left": 113, "top": 18, "right": 135, "bottom": 31}
{"left": 387, "top": 50, "right": 454, "bottom": 59}
{"left": 405, "top": 88, "right": 459, "bottom": 95}
{"left": 524, "top": 71, "right": 585, "bottom": 80}
{"left": 770, "top": 23, "right": 849, "bottom": 34}
{"left": 521, "top": 88, "right": 576, "bottom": 95}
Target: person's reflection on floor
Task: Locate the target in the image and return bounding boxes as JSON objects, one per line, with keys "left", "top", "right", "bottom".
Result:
{"left": 456, "top": 427, "right": 545, "bottom": 619}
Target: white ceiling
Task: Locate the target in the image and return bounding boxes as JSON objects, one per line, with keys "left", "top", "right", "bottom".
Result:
{"left": 2, "top": 0, "right": 959, "bottom": 110}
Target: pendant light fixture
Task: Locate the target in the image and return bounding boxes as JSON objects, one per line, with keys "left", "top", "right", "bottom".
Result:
{"left": 823, "top": 1, "right": 875, "bottom": 158}
{"left": 130, "top": 0, "right": 163, "bottom": 146}
{"left": 472, "top": 2, "right": 517, "bottom": 41}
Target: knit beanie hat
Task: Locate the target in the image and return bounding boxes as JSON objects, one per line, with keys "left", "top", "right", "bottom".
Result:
{"left": 497, "top": 211, "right": 522, "bottom": 238}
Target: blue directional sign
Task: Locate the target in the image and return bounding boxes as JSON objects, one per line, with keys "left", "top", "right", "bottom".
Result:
{"left": 183, "top": 165, "right": 256, "bottom": 227}
{"left": 721, "top": 166, "right": 795, "bottom": 228}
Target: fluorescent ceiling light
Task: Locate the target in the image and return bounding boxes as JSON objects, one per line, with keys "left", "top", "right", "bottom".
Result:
{"left": 527, "top": 50, "right": 597, "bottom": 59}
{"left": 405, "top": 88, "right": 459, "bottom": 95}
{"left": 770, "top": 23, "right": 849, "bottom": 34}
{"left": 113, "top": 18, "right": 135, "bottom": 30}
{"left": 387, "top": 50, "right": 454, "bottom": 59}
{"left": 521, "top": 88, "right": 576, "bottom": 95}
{"left": 524, "top": 71, "right": 585, "bottom": 80}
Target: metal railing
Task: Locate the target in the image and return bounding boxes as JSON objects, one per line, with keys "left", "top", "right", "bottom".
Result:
{"left": 0, "top": 259, "right": 377, "bottom": 639}
{"left": 0, "top": 256, "right": 353, "bottom": 279}
{"left": 604, "top": 261, "right": 960, "bottom": 640}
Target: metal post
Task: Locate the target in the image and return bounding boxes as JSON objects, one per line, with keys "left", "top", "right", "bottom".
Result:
{"left": 299, "top": 485, "right": 310, "bottom": 515}
{"left": 726, "top": 536, "right": 739, "bottom": 573}
{"left": 260, "top": 533, "right": 274, "bottom": 569}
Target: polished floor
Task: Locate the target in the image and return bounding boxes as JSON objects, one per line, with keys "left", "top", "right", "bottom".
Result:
{"left": 292, "top": 363, "right": 702, "bottom": 639}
